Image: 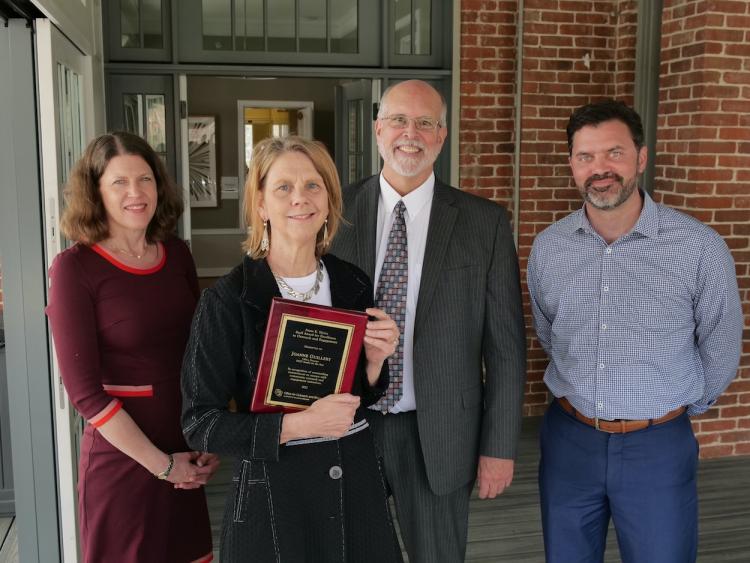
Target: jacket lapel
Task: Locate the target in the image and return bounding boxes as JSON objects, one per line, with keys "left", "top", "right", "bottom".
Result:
{"left": 324, "top": 254, "right": 368, "bottom": 310}
{"left": 415, "top": 181, "right": 457, "bottom": 334}
{"left": 240, "top": 257, "right": 281, "bottom": 333}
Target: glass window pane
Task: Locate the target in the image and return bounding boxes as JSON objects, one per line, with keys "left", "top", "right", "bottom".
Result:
{"left": 413, "top": 0, "right": 431, "bottom": 55}
{"left": 145, "top": 95, "right": 166, "bottom": 154}
{"left": 142, "top": 0, "right": 163, "bottom": 49}
{"left": 348, "top": 154, "right": 361, "bottom": 183}
{"left": 121, "top": 0, "right": 140, "bottom": 48}
{"left": 57, "top": 64, "right": 85, "bottom": 183}
{"left": 233, "top": 0, "right": 245, "bottom": 49}
{"left": 268, "top": 0, "right": 296, "bottom": 52}
{"left": 244, "top": 124, "right": 254, "bottom": 169}
{"left": 393, "top": 0, "right": 412, "bottom": 55}
{"left": 300, "top": 0, "right": 327, "bottom": 53}
{"left": 242, "top": 0, "right": 264, "bottom": 51}
{"left": 122, "top": 94, "right": 144, "bottom": 137}
{"left": 347, "top": 100, "right": 361, "bottom": 153}
{"left": 202, "top": 0, "right": 232, "bottom": 50}
{"left": 330, "top": 0, "right": 358, "bottom": 53}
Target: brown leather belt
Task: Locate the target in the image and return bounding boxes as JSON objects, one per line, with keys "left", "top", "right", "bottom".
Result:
{"left": 556, "top": 397, "right": 686, "bottom": 434}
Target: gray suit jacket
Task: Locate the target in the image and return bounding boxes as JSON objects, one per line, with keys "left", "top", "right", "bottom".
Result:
{"left": 329, "top": 175, "right": 527, "bottom": 495}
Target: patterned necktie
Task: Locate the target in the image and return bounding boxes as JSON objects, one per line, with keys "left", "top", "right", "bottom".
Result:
{"left": 375, "top": 201, "right": 408, "bottom": 413}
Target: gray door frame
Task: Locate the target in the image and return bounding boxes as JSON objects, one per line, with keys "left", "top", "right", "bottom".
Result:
{"left": 0, "top": 18, "right": 62, "bottom": 563}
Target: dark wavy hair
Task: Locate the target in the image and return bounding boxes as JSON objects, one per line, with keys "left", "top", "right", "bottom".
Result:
{"left": 566, "top": 99, "right": 644, "bottom": 155}
{"left": 60, "top": 131, "right": 182, "bottom": 244}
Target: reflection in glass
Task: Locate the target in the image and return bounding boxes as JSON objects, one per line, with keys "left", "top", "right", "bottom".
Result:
{"left": 347, "top": 100, "right": 362, "bottom": 181}
{"left": 413, "top": 0, "right": 431, "bottom": 55}
{"left": 393, "top": 0, "right": 411, "bottom": 55}
{"left": 268, "top": 0, "right": 295, "bottom": 52}
{"left": 142, "top": 0, "right": 163, "bottom": 49}
{"left": 57, "top": 64, "right": 85, "bottom": 184}
{"left": 348, "top": 154, "right": 362, "bottom": 184}
{"left": 145, "top": 95, "right": 166, "bottom": 154}
{"left": 246, "top": 0, "right": 264, "bottom": 50}
{"left": 244, "top": 124, "right": 254, "bottom": 169}
{"left": 121, "top": 0, "right": 140, "bottom": 48}
{"left": 347, "top": 100, "right": 360, "bottom": 153}
{"left": 330, "top": 0, "right": 358, "bottom": 53}
{"left": 122, "top": 94, "right": 144, "bottom": 137}
{"left": 300, "top": 0, "right": 327, "bottom": 53}
{"left": 238, "top": 0, "right": 264, "bottom": 51}
{"left": 202, "top": 0, "right": 232, "bottom": 50}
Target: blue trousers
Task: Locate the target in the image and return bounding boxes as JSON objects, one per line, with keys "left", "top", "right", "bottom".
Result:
{"left": 539, "top": 401, "right": 699, "bottom": 563}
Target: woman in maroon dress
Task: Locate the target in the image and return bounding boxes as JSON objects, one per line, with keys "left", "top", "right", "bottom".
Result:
{"left": 46, "top": 131, "right": 216, "bottom": 562}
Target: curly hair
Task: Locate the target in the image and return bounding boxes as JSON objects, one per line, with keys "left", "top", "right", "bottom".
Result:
{"left": 242, "top": 136, "right": 343, "bottom": 259}
{"left": 60, "top": 131, "right": 183, "bottom": 244}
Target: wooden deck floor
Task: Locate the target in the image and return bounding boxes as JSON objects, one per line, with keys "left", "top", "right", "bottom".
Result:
{"left": 205, "top": 415, "right": 750, "bottom": 562}
{"left": 4, "top": 416, "right": 745, "bottom": 562}
{"left": 0, "top": 517, "right": 17, "bottom": 563}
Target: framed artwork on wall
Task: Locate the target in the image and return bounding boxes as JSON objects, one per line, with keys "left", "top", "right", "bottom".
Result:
{"left": 188, "top": 115, "right": 218, "bottom": 207}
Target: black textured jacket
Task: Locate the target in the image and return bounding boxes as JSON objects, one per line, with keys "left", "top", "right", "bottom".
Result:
{"left": 181, "top": 253, "right": 387, "bottom": 462}
{"left": 181, "top": 254, "right": 403, "bottom": 562}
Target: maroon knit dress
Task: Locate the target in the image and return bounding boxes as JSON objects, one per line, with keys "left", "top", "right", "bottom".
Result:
{"left": 46, "top": 237, "right": 213, "bottom": 563}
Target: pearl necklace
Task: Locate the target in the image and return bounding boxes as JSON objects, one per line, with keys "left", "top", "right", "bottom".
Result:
{"left": 274, "top": 262, "right": 323, "bottom": 302}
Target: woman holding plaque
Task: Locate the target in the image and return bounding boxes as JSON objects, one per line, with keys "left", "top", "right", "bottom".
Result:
{"left": 46, "top": 132, "right": 215, "bottom": 562}
{"left": 182, "top": 136, "right": 403, "bottom": 562}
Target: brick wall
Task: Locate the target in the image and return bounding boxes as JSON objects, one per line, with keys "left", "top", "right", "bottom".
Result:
{"left": 459, "top": 0, "right": 749, "bottom": 457}
{"left": 655, "top": 0, "right": 750, "bottom": 457}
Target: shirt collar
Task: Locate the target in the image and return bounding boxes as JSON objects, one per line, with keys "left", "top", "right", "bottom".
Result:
{"left": 630, "top": 189, "right": 659, "bottom": 239}
{"left": 570, "top": 189, "right": 659, "bottom": 240}
{"left": 378, "top": 172, "right": 435, "bottom": 220}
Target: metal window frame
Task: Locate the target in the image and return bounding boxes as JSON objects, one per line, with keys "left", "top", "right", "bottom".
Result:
{"left": 0, "top": 18, "right": 62, "bottom": 563}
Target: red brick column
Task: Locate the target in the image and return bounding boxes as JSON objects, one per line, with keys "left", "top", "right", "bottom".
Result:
{"left": 656, "top": 0, "right": 750, "bottom": 457}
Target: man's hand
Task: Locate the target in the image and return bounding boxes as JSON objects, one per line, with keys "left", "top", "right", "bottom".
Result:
{"left": 476, "top": 456, "right": 514, "bottom": 499}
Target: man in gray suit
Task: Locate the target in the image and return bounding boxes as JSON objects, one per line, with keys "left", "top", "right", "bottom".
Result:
{"left": 330, "top": 80, "right": 526, "bottom": 562}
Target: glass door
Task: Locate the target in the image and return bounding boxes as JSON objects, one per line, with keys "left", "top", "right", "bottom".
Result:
{"left": 335, "top": 79, "right": 375, "bottom": 187}
{"left": 35, "top": 18, "right": 97, "bottom": 563}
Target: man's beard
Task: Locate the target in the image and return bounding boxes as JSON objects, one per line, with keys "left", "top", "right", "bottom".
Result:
{"left": 580, "top": 172, "right": 638, "bottom": 210}
{"left": 377, "top": 137, "right": 440, "bottom": 178}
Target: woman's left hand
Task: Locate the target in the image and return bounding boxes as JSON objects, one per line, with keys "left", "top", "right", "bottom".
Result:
{"left": 363, "top": 308, "right": 399, "bottom": 383}
{"left": 173, "top": 452, "right": 221, "bottom": 490}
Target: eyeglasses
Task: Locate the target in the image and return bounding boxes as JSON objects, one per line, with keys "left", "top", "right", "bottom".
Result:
{"left": 379, "top": 114, "right": 443, "bottom": 131}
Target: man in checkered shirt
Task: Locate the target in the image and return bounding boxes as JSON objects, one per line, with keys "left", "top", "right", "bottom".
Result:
{"left": 527, "top": 99, "right": 743, "bottom": 563}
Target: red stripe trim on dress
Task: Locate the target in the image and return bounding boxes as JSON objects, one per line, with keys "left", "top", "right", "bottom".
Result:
{"left": 90, "top": 242, "right": 167, "bottom": 275}
{"left": 89, "top": 399, "right": 123, "bottom": 428}
{"left": 102, "top": 384, "right": 154, "bottom": 397}
{"left": 190, "top": 552, "right": 214, "bottom": 563}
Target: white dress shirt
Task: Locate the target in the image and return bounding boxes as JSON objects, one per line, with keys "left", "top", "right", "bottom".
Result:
{"left": 372, "top": 172, "right": 435, "bottom": 413}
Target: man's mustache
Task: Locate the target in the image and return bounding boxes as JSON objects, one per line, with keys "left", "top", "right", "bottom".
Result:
{"left": 585, "top": 172, "right": 623, "bottom": 189}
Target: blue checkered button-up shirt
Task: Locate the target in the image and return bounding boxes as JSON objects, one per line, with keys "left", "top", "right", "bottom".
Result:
{"left": 527, "top": 190, "right": 743, "bottom": 419}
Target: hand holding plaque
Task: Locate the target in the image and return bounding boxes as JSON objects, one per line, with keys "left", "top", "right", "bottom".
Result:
{"left": 250, "top": 298, "right": 368, "bottom": 413}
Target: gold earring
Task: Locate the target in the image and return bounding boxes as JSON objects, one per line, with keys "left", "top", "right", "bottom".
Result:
{"left": 261, "top": 220, "right": 269, "bottom": 252}
{"left": 322, "top": 219, "right": 329, "bottom": 248}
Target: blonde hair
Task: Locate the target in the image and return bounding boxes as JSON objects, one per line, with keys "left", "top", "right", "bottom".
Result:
{"left": 242, "top": 136, "right": 343, "bottom": 259}
{"left": 60, "top": 131, "right": 182, "bottom": 244}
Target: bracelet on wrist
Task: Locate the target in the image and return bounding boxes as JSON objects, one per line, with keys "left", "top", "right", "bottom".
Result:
{"left": 156, "top": 453, "right": 174, "bottom": 480}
